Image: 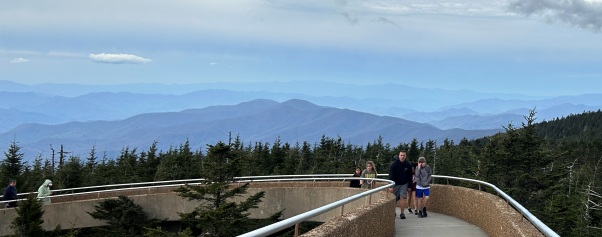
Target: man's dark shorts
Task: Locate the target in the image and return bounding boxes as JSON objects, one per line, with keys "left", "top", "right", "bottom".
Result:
{"left": 393, "top": 183, "right": 409, "bottom": 201}
{"left": 410, "top": 182, "right": 416, "bottom": 192}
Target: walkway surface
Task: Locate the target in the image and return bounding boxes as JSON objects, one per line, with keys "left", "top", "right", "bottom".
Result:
{"left": 395, "top": 209, "right": 488, "bottom": 237}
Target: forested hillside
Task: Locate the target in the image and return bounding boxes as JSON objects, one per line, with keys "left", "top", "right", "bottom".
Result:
{"left": 1, "top": 110, "right": 601, "bottom": 236}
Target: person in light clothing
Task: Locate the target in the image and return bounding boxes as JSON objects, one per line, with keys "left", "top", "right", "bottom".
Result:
{"left": 37, "top": 179, "right": 53, "bottom": 204}
{"left": 415, "top": 157, "right": 432, "bottom": 218}
{"left": 360, "top": 161, "right": 378, "bottom": 189}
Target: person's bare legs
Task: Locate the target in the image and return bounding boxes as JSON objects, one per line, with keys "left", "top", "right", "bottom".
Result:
{"left": 416, "top": 196, "right": 424, "bottom": 217}
{"left": 412, "top": 190, "right": 418, "bottom": 212}
{"left": 422, "top": 195, "right": 429, "bottom": 217}
{"left": 406, "top": 190, "right": 413, "bottom": 213}
{"left": 399, "top": 197, "right": 407, "bottom": 217}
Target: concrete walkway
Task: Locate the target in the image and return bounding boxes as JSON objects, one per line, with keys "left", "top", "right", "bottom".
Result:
{"left": 395, "top": 209, "right": 488, "bottom": 237}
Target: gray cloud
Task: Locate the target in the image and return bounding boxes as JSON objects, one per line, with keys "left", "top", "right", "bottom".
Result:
{"left": 508, "top": 0, "right": 602, "bottom": 32}
{"left": 334, "top": 0, "right": 347, "bottom": 7}
{"left": 372, "top": 17, "right": 398, "bottom": 27}
{"left": 341, "top": 12, "right": 358, "bottom": 25}
{"left": 89, "top": 53, "right": 151, "bottom": 64}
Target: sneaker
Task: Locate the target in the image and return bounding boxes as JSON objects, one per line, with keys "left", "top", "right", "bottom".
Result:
{"left": 400, "top": 213, "right": 406, "bottom": 219}
{"left": 423, "top": 207, "right": 427, "bottom": 217}
{"left": 408, "top": 208, "right": 413, "bottom": 214}
{"left": 415, "top": 210, "right": 419, "bottom": 215}
{"left": 418, "top": 210, "right": 424, "bottom": 218}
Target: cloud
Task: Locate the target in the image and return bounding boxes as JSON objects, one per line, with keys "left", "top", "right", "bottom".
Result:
{"left": 341, "top": 12, "right": 358, "bottom": 25}
{"left": 508, "top": 0, "right": 602, "bottom": 32}
{"left": 10, "top": 58, "right": 28, "bottom": 63}
{"left": 89, "top": 53, "right": 151, "bottom": 64}
{"left": 371, "top": 17, "right": 398, "bottom": 27}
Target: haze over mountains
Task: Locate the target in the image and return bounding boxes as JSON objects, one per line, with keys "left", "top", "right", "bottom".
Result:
{"left": 1, "top": 80, "right": 600, "bottom": 159}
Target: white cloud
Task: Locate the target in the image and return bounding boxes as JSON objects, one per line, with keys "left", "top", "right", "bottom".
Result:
{"left": 10, "top": 58, "right": 28, "bottom": 63}
{"left": 89, "top": 53, "right": 151, "bottom": 64}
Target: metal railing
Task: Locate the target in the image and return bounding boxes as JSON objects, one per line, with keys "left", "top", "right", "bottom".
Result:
{"left": 431, "top": 175, "right": 559, "bottom": 237}
{"left": 1, "top": 175, "right": 388, "bottom": 206}
{"left": 1, "top": 174, "right": 559, "bottom": 237}
{"left": 238, "top": 177, "right": 394, "bottom": 237}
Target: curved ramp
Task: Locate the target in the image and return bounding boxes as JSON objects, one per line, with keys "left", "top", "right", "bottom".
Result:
{"left": 395, "top": 210, "right": 487, "bottom": 237}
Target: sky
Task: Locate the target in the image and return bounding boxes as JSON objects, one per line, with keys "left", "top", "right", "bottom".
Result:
{"left": 1, "top": 0, "right": 601, "bottom": 96}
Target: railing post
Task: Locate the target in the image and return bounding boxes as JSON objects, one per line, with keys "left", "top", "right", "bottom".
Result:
{"left": 294, "top": 223, "right": 299, "bottom": 237}
{"left": 340, "top": 204, "right": 345, "bottom": 216}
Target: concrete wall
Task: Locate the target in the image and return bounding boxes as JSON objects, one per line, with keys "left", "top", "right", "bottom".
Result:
{"left": 429, "top": 184, "right": 544, "bottom": 237}
{"left": 0, "top": 182, "right": 390, "bottom": 236}
{"left": 1, "top": 183, "right": 547, "bottom": 237}
{"left": 301, "top": 195, "right": 396, "bottom": 237}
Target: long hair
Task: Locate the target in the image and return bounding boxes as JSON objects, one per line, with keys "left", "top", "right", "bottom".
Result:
{"left": 366, "top": 160, "right": 377, "bottom": 174}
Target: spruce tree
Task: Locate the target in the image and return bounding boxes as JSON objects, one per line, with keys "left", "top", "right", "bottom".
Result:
{"left": 175, "top": 141, "right": 282, "bottom": 237}
{"left": 1, "top": 141, "right": 24, "bottom": 186}
{"left": 87, "top": 195, "right": 159, "bottom": 237}
{"left": 11, "top": 194, "right": 45, "bottom": 236}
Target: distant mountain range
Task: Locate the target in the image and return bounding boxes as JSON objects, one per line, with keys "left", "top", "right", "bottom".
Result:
{"left": 1, "top": 80, "right": 601, "bottom": 132}
{"left": 1, "top": 80, "right": 601, "bottom": 160}
{"left": 0, "top": 99, "right": 502, "bottom": 160}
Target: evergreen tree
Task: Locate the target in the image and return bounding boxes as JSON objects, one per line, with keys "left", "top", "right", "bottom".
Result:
{"left": 296, "top": 141, "right": 313, "bottom": 174}
{"left": 1, "top": 141, "right": 24, "bottom": 186}
{"left": 252, "top": 141, "right": 271, "bottom": 175}
{"left": 55, "top": 156, "right": 85, "bottom": 189}
{"left": 87, "top": 195, "right": 159, "bottom": 237}
{"left": 407, "top": 138, "right": 420, "bottom": 163}
{"left": 269, "top": 137, "right": 285, "bottom": 174}
{"left": 280, "top": 142, "right": 298, "bottom": 175}
{"left": 83, "top": 146, "right": 99, "bottom": 186}
{"left": 154, "top": 140, "right": 201, "bottom": 181}
{"left": 11, "top": 194, "right": 45, "bottom": 236}
{"left": 24, "top": 155, "right": 46, "bottom": 192}
{"left": 95, "top": 154, "right": 118, "bottom": 185}
{"left": 364, "top": 135, "right": 389, "bottom": 171}
{"left": 140, "top": 141, "right": 161, "bottom": 181}
{"left": 175, "top": 141, "right": 282, "bottom": 237}
{"left": 115, "top": 147, "right": 140, "bottom": 183}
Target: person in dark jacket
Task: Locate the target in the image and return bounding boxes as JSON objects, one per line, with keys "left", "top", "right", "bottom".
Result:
{"left": 349, "top": 167, "right": 362, "bottom": 188}
{"left": 388, "top": 151, "right": 413, "bottom": 219}
{"left": 3, "top": 179, "right": 18, "bottom": 208}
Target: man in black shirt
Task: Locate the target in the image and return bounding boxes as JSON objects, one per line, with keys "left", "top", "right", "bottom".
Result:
{"left": 388, "top": 151, "right": 413, "bottom": 219}
{"left": 3, "top": 179, "right": 18, "bottom": 208}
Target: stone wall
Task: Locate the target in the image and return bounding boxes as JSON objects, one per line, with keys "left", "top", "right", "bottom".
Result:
{"left": 429, "top": 184, "right": 544, "bottom": 237}
{"left": 1, "top": 182, "right": 547, "bottom": 237}
{"left": 0, "top": 182, "right": 377, "bottom": 236}
{"left": 301, "top": 193, "right": 396, "bottom": 237}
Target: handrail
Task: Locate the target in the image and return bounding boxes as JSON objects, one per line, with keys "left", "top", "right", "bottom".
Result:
{"left": 1, "top": 174, "right": 355, "bottom": 200}
{"left": 1, "top": 178, "right": 206, "bottom": 200}
{"left": 1, "top": 174, "right": 559, "bottom": 237}
{"left": 431, "top": 175, "right": 559, "bottom": 237}
{"left": 238, "top": 177, "right": 394, "bottom": 237}
{"left": 0, "top": 175, "right": 378, "bottom": 204}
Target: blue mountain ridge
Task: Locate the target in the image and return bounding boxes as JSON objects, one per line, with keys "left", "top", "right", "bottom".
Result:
{"left": 0, "top": 99, "right": 502, "bottom": 161}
